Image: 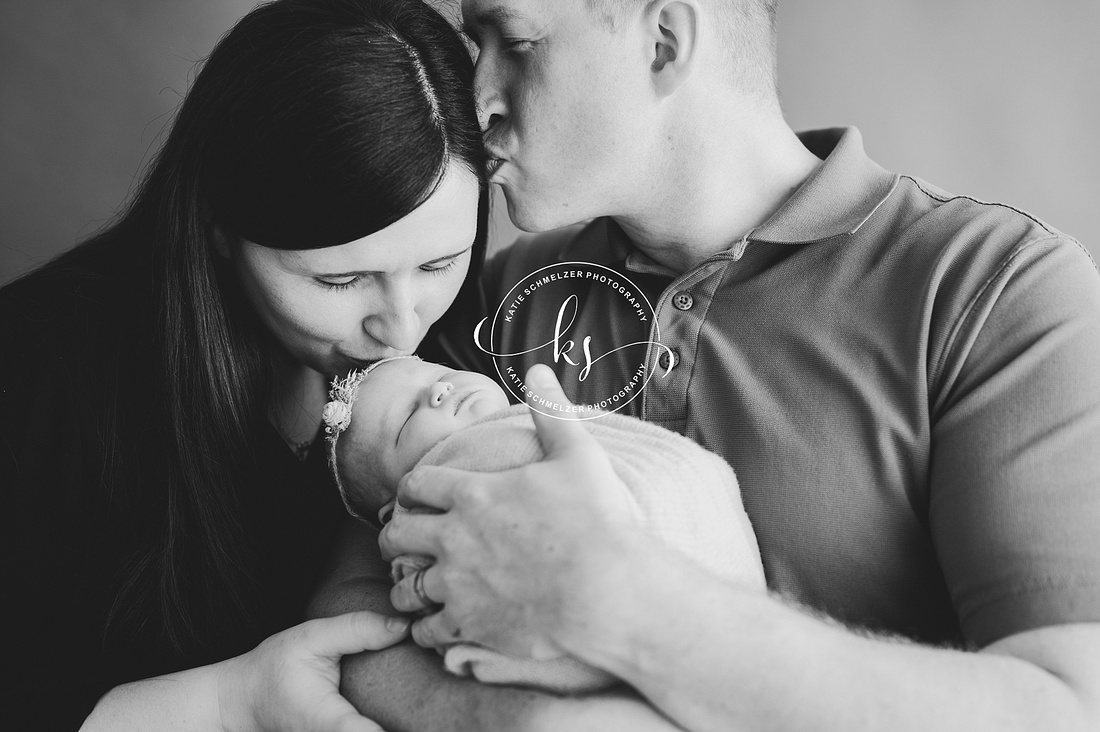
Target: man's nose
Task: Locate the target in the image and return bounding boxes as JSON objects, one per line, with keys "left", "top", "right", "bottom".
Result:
{"left": 477, "top": 97, "right": 506, "bottom": 134}
{"left": 474, "top": 59, "right": 506, "bottom": 133}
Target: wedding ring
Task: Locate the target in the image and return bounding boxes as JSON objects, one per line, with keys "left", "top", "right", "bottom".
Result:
{"left": 413, "top": 566, "right": 435, "bottom": 607}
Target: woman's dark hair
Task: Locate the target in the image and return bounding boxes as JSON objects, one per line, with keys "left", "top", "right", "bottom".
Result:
{"left": 38, "top": 0, "right": 487, "bottom": 653}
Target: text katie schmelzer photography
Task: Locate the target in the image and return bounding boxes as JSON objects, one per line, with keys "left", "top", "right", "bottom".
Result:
{"left": 473, "top": 261, "right": 673, "bottom": 418}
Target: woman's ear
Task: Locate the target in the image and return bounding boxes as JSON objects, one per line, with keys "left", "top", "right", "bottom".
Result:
{"left": 210, "top": 223, "right": 233, "bottom": 260}
{"left": 645, "top": 0, "right": 699, "bottom": 97}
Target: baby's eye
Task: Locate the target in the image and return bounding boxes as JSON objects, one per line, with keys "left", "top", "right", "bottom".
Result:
{"left": 396, "top": 405, "right": 416, "bottom": 445}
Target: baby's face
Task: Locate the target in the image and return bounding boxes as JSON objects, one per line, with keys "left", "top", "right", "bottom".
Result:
{"left": 350, "top": 359, "right": 510, "bottom": 487}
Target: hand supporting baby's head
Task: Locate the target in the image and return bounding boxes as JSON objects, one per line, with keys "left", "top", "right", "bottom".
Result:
{"left": 325, "top": 356, "right": 510, "bottom": 523}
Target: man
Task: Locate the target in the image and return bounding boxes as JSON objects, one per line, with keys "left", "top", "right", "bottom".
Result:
{"left": 314, "top": 0, "right": 1100, "bottom": 729}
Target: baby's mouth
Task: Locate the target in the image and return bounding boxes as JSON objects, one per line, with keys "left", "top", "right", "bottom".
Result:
{"left": 452, "top": 390, "right": 475, "bottom": 415}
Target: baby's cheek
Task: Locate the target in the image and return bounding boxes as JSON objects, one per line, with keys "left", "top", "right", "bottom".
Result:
{"left": 401, "top": 419, "right": 455, "bottom": 475}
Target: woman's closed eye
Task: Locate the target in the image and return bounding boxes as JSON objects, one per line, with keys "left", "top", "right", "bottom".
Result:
{"left": 420, "top": 258, "right": 460, "bottom": 277}
{"left": 315, "top": 275, "right": 360, "bottom": 290}
{"left": 420, "top": 245, "right": 471, "bottom": 276}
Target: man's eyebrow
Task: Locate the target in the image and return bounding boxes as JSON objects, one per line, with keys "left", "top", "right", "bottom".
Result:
{"left": 463, "top": 6, "right": 527, "bottom": 32}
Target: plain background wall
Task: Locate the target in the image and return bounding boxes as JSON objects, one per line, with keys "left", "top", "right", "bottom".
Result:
{"left": 2, "top": 0, "right": 1098, "bottom": 285}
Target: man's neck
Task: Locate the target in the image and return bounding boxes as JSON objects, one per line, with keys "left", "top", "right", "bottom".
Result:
{"left": 614, "top": 115, "right": 822, "bottom": 274}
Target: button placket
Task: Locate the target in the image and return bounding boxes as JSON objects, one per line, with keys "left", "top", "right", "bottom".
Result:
{"left": 642, "top": 261, "right": 729, "bottom": 420}
{"left": 657, "top": 348, "right": 679, "bottom": 372}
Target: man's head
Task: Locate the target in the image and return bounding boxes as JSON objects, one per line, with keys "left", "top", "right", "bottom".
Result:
{"left": 463, "top": 0, "right": 780, "bottom": 232}
{"left": 585, "top": 0, "right": 778, "bottom": 94}
{"left": 330, "top": 358, "right": 510, "bottom": 519}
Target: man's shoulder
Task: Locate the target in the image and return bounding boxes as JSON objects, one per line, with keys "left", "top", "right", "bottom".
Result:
{"left": 892, "top": 175, "right": 1082, "bottom": 255}
{"left": 870, "top": 175, "right": 1094, "bottom": 307}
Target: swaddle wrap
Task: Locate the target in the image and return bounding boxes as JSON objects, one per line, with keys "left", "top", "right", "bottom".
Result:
{"left": 391, "top": 404, "right": 765, "bottom": 693}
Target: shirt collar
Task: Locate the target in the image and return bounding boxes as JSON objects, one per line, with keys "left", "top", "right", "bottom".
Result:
{"left": 558, "top": 126, "right": 900, "bottom": 267}
{"left": 750, "top": 126, "right": 900, "bottom": 245}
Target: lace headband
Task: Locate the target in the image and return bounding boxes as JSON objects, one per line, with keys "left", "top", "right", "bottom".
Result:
{"left": 324, "top": 354, "right": 422, "bottom": 523}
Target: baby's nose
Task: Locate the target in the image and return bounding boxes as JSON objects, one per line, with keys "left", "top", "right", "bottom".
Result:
{"left": 429, "top": 380, "right": 454, "bottom": 407}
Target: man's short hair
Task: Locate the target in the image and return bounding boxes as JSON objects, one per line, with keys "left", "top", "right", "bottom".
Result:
{"left": 586, "top": 0, "right": 779, "bottom": 100}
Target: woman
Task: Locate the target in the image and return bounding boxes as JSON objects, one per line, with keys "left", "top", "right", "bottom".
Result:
{"left": 0, "top": 0, "right": 487, "bottom": 729}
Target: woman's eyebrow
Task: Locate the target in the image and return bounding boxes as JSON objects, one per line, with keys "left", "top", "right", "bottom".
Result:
{"left": 314, "top": 246, "right": 472, "bottom": 278}
{"left": 423, "top": 245, "right": 473, "bottom": 266}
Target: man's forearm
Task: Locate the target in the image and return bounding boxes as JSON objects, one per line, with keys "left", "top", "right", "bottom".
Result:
{"left": 578, "top": 529, "right": 1100, "bottom": 732}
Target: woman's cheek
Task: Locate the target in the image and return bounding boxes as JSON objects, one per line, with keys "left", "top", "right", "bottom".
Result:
{"left": 275, "top": 287, "right": 344, "bottom": 343}
{"left": 424, "top": 270, "right": 467, "bottom": 322}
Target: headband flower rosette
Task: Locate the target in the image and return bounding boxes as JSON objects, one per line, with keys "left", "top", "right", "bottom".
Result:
{"left": 325, "top": 355, "right": 421, "bottom": 522}
{"left": 322, "top": 378, "right": 359, "bottom": 437}
{"left": 321, "top": 400, "right": 351, "bottom": 434}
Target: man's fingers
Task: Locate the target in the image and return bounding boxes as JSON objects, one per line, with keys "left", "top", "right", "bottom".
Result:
{"left": 396, "top": 464, "right": 468, "bottom": 511}
{"left": 524, "top": 364, "right": 596, "bottom": 457}
{"left": 379, "top": 511, "right": 446, "bottom": 561}
{"left": 390, "top": 563, "right": 444, "bottom": 614}
{"left": 303, "top": 611, "right": 410, "bottom": 659}
{"left": 411, "top": 611, "right": 461, "bottom": 651}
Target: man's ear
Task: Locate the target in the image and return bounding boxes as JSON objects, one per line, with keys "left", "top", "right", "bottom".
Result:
{"left": 644, "top": 0, "right": 699, "bottom": 97}
{"left": 210, "top": 223, "right": 233, "bottom": 259}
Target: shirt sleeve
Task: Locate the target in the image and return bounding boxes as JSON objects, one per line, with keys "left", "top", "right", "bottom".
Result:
{"left": 928, "top": 235, "right": 1100, "bottom": 646}
{"left": 0, "top": 284, "right": 117, "bottom": 729}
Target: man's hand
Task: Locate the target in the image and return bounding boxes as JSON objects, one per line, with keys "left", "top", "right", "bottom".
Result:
{"left": 379, "top": 364, "right": 637, "bottom": 660}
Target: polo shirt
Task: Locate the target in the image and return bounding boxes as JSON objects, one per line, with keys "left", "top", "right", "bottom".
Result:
{"left": 426, "top": 127, "right": 1100, "bottom": 647}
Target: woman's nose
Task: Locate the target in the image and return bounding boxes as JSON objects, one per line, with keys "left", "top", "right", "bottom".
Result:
{"left": 428, "top": 380, "right": 453, "bottom": 407}
{"left": 363, "top": 288, "right": 421, "bottom": 352}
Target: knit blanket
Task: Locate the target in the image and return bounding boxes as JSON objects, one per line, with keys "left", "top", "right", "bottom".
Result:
{"left": 390, "top": 404, "right": 765, "bottom": 693}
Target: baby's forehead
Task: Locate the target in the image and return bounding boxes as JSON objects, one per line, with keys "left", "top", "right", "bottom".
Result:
{"left": 362, "top": 359, "right": 449, "bottom": 396}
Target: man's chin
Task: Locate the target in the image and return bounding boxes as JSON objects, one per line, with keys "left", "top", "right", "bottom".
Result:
{"left": 499, "top": 186, "right": 587, "bottom": 233}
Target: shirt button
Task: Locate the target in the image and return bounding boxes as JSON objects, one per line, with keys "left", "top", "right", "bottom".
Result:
{"left": 657, "top": 348, "right": 679, "bottom": 372}
{"left": 672, "top": 291, "right": 694, "bottom": 311}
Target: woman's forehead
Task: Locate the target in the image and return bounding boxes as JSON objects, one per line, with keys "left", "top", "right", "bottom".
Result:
{"left": 257, "top": 163, "right": 479, "bottom": 273}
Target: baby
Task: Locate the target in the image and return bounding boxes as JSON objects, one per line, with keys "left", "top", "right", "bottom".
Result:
{"left": 324, "top": 355, "right": 765, "bottom": 693}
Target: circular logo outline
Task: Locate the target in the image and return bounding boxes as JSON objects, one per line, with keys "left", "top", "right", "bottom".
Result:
{"left": 481, "top": 261, "right": 671, "bottom": 421}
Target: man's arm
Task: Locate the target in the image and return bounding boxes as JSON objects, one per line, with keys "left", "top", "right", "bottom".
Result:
{"left": 382, "top": 366, "right": 1100, "bottom": 732}
{"left": 307, "top": 516, "right": 684, "bottom": 732}
{"left": 570, "top": 524, "right": 1100, "bottom": 732}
